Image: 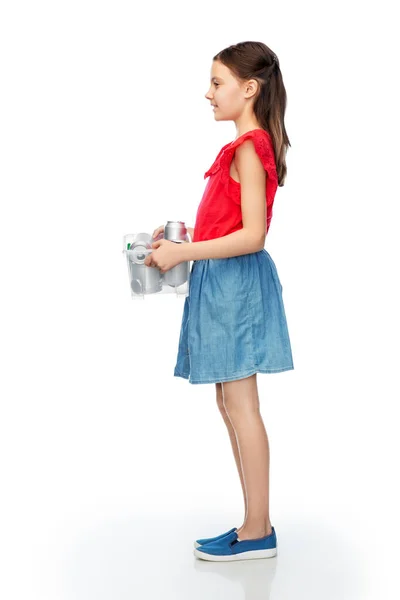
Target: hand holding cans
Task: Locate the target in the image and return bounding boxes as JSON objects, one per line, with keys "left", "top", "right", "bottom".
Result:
{"left": 123, "top": 221, "right": 192, "bottom": 298}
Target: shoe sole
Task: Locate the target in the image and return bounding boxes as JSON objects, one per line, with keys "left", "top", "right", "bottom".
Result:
{"left": 193, "top": 546, "right": 277, "bottom": 561}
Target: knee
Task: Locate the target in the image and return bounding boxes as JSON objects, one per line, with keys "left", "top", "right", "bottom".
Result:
{"left": 221, "top": 376, "right": 260, "bottom": 417}
{"left": 221, "top": 395, "right": 241, "bottom": 418}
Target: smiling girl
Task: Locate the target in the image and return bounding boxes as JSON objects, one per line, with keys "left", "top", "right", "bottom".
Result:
{"left": 146, "top": 41, "right": 294, "bottom": 562}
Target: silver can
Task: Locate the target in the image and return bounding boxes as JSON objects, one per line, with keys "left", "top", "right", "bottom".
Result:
{"left": 164, "top": 220, "right": 188, "bottom": 242}
{"left": 163, "top": 221, "right": 190, "bottom": 287}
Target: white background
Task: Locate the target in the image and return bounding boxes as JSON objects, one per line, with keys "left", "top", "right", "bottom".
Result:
{"left": 1, "top": 1, "right": 399, "bottom": 598}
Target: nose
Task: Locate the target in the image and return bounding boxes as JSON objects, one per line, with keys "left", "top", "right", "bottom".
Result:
{"left": 205, "top": 88, "right": 212, "bottom": 100}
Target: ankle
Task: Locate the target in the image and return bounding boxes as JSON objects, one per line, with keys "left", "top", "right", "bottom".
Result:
{"left": 237, "top": 523, "right": 273, "bottom": 538}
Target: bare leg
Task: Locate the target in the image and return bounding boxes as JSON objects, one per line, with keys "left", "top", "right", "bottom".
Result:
{"left": 221, "top": 374, "right": 272, "bottom": 540}
{"left": 215, "top": 382, "right": 247, "bottom": 531}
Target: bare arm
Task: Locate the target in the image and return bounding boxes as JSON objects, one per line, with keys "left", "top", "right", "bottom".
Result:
{"left": 182, "top": 140, "right": 266, "bottom": 261}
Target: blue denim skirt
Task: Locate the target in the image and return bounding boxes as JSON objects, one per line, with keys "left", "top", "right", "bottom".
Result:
{"left": 173, "top": 249, "right": 294, "bottom": 385}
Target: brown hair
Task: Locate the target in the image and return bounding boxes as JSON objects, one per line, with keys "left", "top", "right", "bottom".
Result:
{"left": 213, "top": 41, "right": 290, "bottom": 186}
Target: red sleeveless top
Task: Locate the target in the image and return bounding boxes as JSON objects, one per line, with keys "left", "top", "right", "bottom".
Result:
{"left": 193, "top": 128, "right": 278, "bottom": 243}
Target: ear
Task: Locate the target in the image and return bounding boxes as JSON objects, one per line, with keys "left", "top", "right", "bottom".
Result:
{"left": 244, "top": 79, "right": 259, "bottom": 100}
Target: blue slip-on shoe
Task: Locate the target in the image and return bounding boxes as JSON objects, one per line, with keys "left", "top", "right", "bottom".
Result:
{"left": 194, "top": 527, "right": 237, "bottom": 549}
{"left": 193, "top": 527, "right": 277, "bottom": 561}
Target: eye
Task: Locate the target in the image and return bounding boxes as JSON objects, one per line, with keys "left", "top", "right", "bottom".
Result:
{"left": 213, "top": 82, "right": 219, "bottom": 87}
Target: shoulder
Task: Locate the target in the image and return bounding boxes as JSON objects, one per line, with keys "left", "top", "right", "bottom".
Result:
{"left": 229, "top": 130, "right": 277, "bottom": 181}
{"left": 234, "top": 139, "right": 266, "bottom": 181}
{"left": 230, "top": 129, "right": 272, "bottom": 155}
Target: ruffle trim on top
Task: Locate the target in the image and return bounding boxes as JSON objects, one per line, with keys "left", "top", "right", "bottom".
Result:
{"left": 204, "top": 146, "right": 225, "bottom": 179}
{"left": 204, "top": 129, "right": 278, "bottom": 199}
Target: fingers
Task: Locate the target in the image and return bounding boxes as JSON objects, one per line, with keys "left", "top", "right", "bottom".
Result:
{"left": 152, "top": 225, "right": 164, "bottom": 239}
{"left": 144, "top": 254, "right": 157, "bottom": 269}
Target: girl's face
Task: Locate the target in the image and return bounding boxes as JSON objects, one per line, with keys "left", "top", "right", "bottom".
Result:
{"left": 205, "top": 60, "right": 256, "bottom": 121}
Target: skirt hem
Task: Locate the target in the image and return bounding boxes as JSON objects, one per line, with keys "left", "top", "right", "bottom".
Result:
{"left": 174, "top": 365, "right": 294, "bottom": 385}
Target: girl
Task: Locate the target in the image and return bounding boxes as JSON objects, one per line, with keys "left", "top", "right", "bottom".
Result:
{"left": 144, "top": 41, "right": 294, "bottom": 562}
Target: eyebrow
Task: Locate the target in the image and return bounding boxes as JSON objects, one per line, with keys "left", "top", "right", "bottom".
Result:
{"left": 210, "top": 76, "right": 222, "bottom": 82}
